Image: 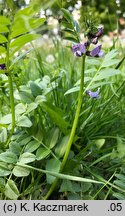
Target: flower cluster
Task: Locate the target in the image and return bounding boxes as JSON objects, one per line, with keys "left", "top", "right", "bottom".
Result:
{"left": 71, "top": 27, "right": 104, "bottom": 58}
{"left": 71, "top": 27, "right": 104, "bottom": 99}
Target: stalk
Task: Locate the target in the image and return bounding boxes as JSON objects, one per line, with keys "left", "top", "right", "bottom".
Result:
{"left": 44, "top": 54, "right": 86, "bottom": 200}
{"left": 6, "top": 34, "right": 15, "bottom": 135}
{"left": 8, "top": 74, "right": 15, "bottom": 134}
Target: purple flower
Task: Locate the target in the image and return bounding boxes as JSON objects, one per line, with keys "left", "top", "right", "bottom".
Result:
{"left": 95, "top": 27, "right": 103, "bottom": 38}
{"left": 88, "top": 27, "right": 103, "bottom": 44}
{"left": 0, "top": 63, "right": 6, "bottom": 70}
{"left": 71, "top": 43, "right": 86, "bottom": 57}
{"left": 86, "top": 88, "right": 100, "bottom": 99}
{"left": 86, "top": 45, "right": 104, "bottom": 57}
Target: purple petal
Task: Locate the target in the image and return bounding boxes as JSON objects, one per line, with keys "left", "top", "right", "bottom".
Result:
{"left": 0, "top": 63, "right": 6, "bottom": 70}
{"left": 71, "top": 43, "right": 86, "bottom": 57}
{"left": 80, "top": 44, "right": 86, "bottom": 53}
{"left": 98, "top": 50, "right": 104, "bottom": 57}
{"left": 90, "top": 45, "right": 102, "bottom": 57}
{"left": 96, "top": 27, "right": 103, "bottom": 37}
{"left": 86, "top": 89, "right": 100, "bottom": 98}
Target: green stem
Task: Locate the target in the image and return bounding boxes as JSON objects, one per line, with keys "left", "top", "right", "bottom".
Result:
{"left": 44, "top": 55, "right": 86, "bottom": 200}
{"left": 8, "top": 73, "right": 15, "bottom": 134}
{"left": 6, "top": 32, "right": 15, "bottom": 135}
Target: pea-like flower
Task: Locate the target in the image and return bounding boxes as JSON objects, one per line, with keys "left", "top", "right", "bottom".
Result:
{"left": 88, "top": 27, "right": 103, "bottom": 44}
{"left": 95, "top": 27, "right": 103, "bottom": 38}
{"left": 86, "top": 45, "right": 104, "bottom": 57}
{"left": 71, "top": 43, "right": 86, "bottom": 57}
{"left": 0, "top": 63, "right": 6, "bottom": 70}
{"left": 86, "top": 88, "right": 100, "bottom": 98}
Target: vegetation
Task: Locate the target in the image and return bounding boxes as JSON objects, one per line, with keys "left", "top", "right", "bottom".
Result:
{"left": 0, "top": 0, "right": 125, "bottom": 200}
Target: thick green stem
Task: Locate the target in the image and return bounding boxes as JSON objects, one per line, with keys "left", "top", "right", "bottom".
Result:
{"left": 44, "top": 55, "right": 86, "bottom": 200}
